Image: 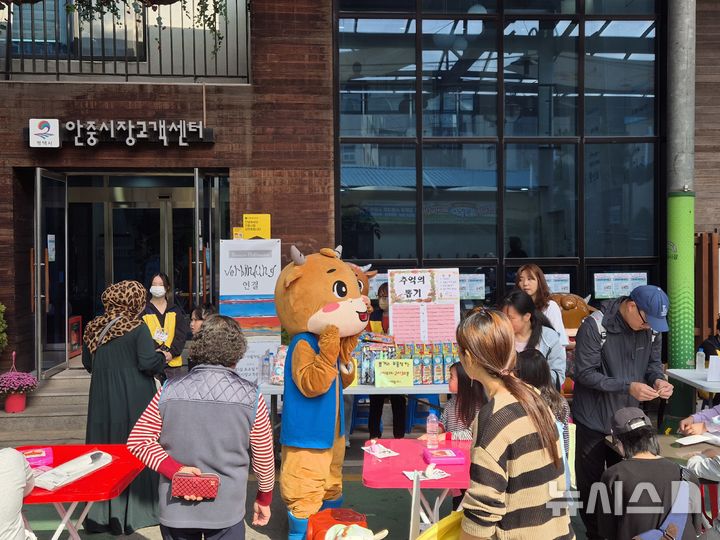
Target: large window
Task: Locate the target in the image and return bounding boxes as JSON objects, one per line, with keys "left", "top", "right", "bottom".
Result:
{"left": 337, "top": 1, "right": 659, "bottom": 301}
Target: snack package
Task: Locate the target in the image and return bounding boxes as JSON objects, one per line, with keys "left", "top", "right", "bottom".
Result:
{"left": 270, "top": 345, "right": 287, "bottom": 385}
{"left": 413, "top": 357, "right": 423, "bottom": 385}
{"left": 22, "top": 447, "right": 54, "bottom": 468}
{"left": 361, "top": 332, "right": 395, "bottom": 345}
{"left": 421, "top": 356, "right": 433, "bottom": 385}
{"left": 444, "top": 355, "right": 455, "bottom": 385}
{"left": 433, "top": 355, "right": 445, "bottom": 384}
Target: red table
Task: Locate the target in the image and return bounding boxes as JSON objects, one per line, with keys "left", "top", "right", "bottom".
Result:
{"left": 362, "top": 438, "right": 470, "bottom": 527}
{"left": 20, "top": 444, "right": 145, "bottom": 540}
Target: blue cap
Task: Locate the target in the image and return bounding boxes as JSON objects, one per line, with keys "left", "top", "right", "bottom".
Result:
{"left": 629, "top": 285, "right": 669, "bottom": 332}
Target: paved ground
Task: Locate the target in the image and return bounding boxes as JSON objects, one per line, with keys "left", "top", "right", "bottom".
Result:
{"left": 24, "top": 434, "right": 589, "bottom": 539}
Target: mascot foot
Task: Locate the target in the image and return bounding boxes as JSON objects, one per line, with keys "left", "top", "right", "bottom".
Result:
{"left": 320, "top": 496, "right": 344, "bottom": 510}
{"left": 287, "top": 511, "right": 308, "bottom": 540}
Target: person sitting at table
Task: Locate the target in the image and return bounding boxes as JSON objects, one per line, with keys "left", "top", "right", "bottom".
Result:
{"left": 516, "top": 349, "right": 571, "bottom": 457}
{"left": 128, "top": 314, "right": 274, "bottom": 540}
{"left": 455, "top": 307, "right": 573, "bottom": 540}
{"left": 500, "top": 290, "right": 566, "bottom": 390}
{"left": 0, "top": 448, "right": 35, "bottom": 540}
{"left": 598, "top": 407, "right": 701, "bottom": 540}
{"left": 419, "top": 361, "right": 485, "bottom": 510}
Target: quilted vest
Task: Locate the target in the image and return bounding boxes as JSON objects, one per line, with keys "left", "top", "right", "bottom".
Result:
{"left": 280, "top": 332, "right": 344, "bottom": 449}
{"left": 158, "top": 365, "right": 257, "bottom": 529}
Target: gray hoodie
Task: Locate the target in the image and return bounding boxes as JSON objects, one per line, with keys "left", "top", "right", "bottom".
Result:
{"left": 571, "top": 297, "right": 664, "bottom": 434}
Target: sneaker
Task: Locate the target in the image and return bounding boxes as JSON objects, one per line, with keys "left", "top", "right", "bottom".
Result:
{"left": 346, "top": 439, "right": 351, "bottom": 448}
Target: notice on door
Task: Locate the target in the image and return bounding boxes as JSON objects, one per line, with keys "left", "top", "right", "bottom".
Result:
{"left": 47, "top": 234, "right": 56, "bottom": 262}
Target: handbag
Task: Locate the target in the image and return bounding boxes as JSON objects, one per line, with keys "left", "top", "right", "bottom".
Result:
{"left": 171, "top": 472, "right": 220, "bottom": 499}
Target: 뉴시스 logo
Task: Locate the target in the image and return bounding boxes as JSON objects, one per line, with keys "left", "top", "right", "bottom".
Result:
{"left": 29, "top": 118, "right": 60, "bottom": 148}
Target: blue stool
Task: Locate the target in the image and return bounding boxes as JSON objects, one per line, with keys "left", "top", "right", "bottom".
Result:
{"left": 350, "top": 395, "right": 382, "bottom": 435}
{"left": 405, "top": 394, "right": 441, "bottom": 434}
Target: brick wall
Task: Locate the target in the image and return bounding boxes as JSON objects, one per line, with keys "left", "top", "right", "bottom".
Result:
{"left": 0, "top": 0, "right": 334, "bottom": 372}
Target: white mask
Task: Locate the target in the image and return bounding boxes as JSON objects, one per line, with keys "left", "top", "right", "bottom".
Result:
{"left": 149, "top": 285, "right": 166, "bottom": 298}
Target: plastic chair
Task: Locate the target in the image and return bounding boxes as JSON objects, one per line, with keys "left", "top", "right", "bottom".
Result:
{"left": 415, "top": 511, "right": 462, "bottom": 540}
{"left": 405, "top": 395, "right": 442, "bottom": 434}
{"left": 350, "top": 395, "right": 382, "bottom": 434}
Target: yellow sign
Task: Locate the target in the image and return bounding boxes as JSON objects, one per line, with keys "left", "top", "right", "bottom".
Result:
{"left": 243, "top": 214, "right": 271, "bottom": 239}
{"left": 375, "top": 358, "right": 414, "bottom": 388}
{"left": 348, "top": 357, "right": 359, "bottom": 387}
{"left": 232, "top": 227, "right": 244, "bottom": 239}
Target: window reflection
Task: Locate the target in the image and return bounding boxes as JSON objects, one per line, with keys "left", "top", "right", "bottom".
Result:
{"left": 422, "top": 20, "right": 498, "bottom": 136}
{"left": 339, "top": 0, "right": 416, "bottom": 11}
{"left": 339, "top": 18, "right": 417, "bottom": 137}
{"left": 423, "top": 144, "right": 497, "bottom": 258}
{"left": 585, "top": 143, "right": 654, "bottom": 257}
{"left": 586, "top": 0, "right": 655, "bottom": 14}
{"left": 585, "top": 20, "right": 655, "bottom": 136}
{"left": 340, "top": 144, "right": 417, "bottom": 260}
{"left": 505, "top": 0, "right": 576, "bottom": 14}
{"left": 423, "top": 1, "right": 497, "bottom": 14}
{"left": 504, "top": 20, "right": 578, "bottom": 136}
{"left": 505, "top": 144, "right": 577, "bottom": 258}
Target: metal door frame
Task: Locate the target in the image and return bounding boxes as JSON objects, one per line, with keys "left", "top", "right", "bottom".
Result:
{"left": 35, "top": 168, "right": 69, "bottom": 379}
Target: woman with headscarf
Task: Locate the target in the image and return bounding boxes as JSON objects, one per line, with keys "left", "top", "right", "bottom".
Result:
{"left": 82, "top": 280, "right": 169, "bottom": 535}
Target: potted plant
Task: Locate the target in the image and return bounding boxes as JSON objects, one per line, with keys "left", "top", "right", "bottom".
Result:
{"left": 0, "top": 352, "right": 38, "bottom": 413}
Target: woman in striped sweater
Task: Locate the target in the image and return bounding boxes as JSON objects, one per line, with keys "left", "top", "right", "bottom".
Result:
{"left": 456, "top": 308, "right": 574, "bottom": 540}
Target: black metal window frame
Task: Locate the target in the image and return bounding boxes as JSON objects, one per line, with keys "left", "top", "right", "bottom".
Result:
{"left": 334, "top": 0, "right": 664, "bottom": 303}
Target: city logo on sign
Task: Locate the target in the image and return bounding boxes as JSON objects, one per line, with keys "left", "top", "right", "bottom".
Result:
{"left": 29, "top": 119, "right": 60, "bottom": 148}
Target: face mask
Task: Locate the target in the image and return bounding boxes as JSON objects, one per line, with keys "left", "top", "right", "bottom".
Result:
{"left": 149, "top": 286, "right": 166, "bottom": 298}
{"left": 378, "top": 298, "right": 389, "bottom": 311}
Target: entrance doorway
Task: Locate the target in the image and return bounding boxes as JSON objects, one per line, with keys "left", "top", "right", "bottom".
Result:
{"left": 33, "top": 170, "right": 230, "bottom": 378}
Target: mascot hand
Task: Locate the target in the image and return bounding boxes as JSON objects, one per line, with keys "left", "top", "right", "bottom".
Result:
{"left": 318, "top": 325, "right": 341, "bottom": 366}
{"left": 339, "top": 335, "right": 359, "bottom": 388}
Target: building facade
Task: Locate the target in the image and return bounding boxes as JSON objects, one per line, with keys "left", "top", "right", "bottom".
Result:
{"left": 0, "top": 0, "right": 717, "bottom": 376}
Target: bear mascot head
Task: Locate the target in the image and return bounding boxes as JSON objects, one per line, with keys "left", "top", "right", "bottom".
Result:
{"left": 275, "top": 246, "right": 369, "bottom": 340}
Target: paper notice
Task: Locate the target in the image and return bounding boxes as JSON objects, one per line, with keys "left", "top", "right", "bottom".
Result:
{"left": 426, "top": 304, "right": 459, "bottom": 343}
{"left": 391, "top": 304, "right": 423, "bottom": 344}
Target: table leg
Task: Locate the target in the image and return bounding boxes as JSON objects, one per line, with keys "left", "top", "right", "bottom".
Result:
{"left": 51, "top": 501, "right": 79, "bottom": 540}
{"left": 432, "top": 489, "right": 449, "bottom": 522}
{"left": 407, "top": 488, "right": 433, "bottom": 526}
{"left": 75, "top": 502, "right": 94, "bottom": 533}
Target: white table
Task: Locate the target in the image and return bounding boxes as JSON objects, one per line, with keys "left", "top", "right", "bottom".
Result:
{"left": 259, "top": 383, "right": 450, "bottom": 450}
{"left": 666, "top": 368, "right": 720, "bottom": 393}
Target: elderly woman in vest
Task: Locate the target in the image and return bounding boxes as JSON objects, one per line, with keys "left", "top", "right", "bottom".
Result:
{"left": 128, "top": 315, "right": 275, "bottom": 540}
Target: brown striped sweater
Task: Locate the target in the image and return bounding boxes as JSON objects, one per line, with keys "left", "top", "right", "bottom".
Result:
{"left": 461, "top": 390, "right": 574, "bottom": 539}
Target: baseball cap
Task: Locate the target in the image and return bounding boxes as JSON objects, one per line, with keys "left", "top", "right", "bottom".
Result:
{"left": 611, "top": 407, "right": 652, "bottom": 436}
{"left": 629, "top": 285, "right": 669, "bottom": 332}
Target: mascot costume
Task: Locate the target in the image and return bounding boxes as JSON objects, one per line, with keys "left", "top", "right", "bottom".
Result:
{"left": 275, "top": 246, "right": 369, "bottom": 539}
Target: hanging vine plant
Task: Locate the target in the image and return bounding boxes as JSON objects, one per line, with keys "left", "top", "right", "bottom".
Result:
{"left": 66, "top": 0, "right": 226, "bottom": 54}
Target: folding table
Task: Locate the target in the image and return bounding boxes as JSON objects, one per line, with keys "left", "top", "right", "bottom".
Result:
{"left": 20, "top": 444, "right": 145, "bottom": 540}
{"left": 361, "top": 438, "right": 470, "bottom": 531}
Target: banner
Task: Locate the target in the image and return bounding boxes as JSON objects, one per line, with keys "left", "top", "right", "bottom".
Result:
{"left": 219, "top": 239, "right": 281, "bottom": 338}
{"left": 388, "top": 268, "right": 460, "bottom": 344}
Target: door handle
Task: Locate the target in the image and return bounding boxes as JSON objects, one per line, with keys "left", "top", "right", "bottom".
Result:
{"left": 188, "top": 247, "right": 193, "bottom": 311}
{"left": 44, "top": 248, "right": 50, "bottom": 314}
{"left": 30, "top": 248, "right": 35, "bottom": 314}
{"left": 202, "top": 246, "right": 207, "bottom": 305}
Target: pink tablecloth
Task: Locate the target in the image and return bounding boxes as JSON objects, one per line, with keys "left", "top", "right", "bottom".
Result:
{"left": 362, "top": 438, "right": 471, "bottom": 490}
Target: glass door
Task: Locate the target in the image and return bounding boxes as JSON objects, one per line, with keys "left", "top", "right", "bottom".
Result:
{"left": 35, "top": 169, "right": 68, "bottom": 378}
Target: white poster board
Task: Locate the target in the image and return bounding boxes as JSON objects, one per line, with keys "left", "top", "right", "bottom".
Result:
{"left": 545, "top": 273, "right": 571, "bottom": 294}
{"left": 219, "top": 239, "right": 282, "bottom": 338}
{"left": 388, "top": 268, "right": 460, "bottom": 344}
{"left": 368, "top": 273, "right": 388, "bottom": 300}
{"left": 594, "top": 272, "right": 648, "bottom": 300}
{"left": 235, "top": 337, "right": 281, "bottom": 384}
{"left": 459, "top": 274, "right": 486, "bottom": 300}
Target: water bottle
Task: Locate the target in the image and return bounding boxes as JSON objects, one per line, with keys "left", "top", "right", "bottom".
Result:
{"left": 696, "top": 348, "right": 706, "bottom": 372}
{"left": 426, "top": 412, "right": 439, "bottom": 450}
{"left": 262, "top": 352, "right": 272, "bottom": 383}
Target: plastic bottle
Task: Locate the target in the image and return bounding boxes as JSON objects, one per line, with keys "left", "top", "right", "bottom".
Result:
{"left": 696, "top": 348, "right": 706, "bottom": 372}
{"left": 426, "top": 412, "right": 439, "bottom": 449}
{"left": 262, "top": 352, "right": 272, "bottom": 382}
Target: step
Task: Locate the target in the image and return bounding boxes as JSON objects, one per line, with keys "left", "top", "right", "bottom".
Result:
{"left": 50, "top": 369, "right": 91, "bottom": 380}
{"left": 28, "top": 393, "right": 89, "bottom": 407}
{"left": 0, "top": 403, "right": 88, "bottom": 431}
